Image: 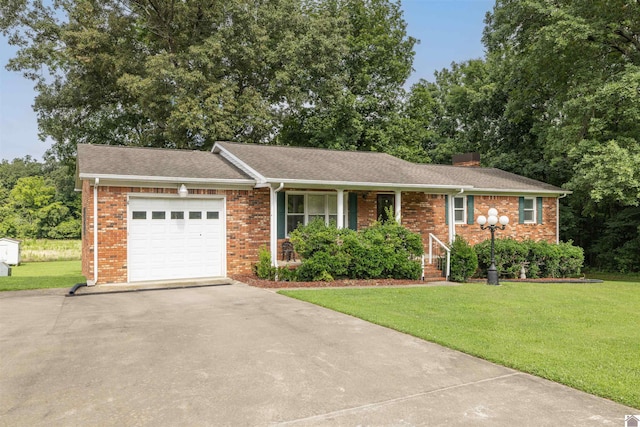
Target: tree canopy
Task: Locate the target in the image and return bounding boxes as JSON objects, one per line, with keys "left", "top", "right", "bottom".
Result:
{"left": 0, "top": 157, "right": 80, "bottom": 239}
{"left": 2, "top": 0, "right": 417, "bottom": 160}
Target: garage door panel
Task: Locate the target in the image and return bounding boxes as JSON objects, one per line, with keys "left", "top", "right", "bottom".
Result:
{"left": 128, "top": 198, "right": 225, "bottom": 282}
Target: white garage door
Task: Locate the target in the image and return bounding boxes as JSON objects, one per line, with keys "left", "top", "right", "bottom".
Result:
{"left": 128, "top": 197, "right": 225, "bottom": 282}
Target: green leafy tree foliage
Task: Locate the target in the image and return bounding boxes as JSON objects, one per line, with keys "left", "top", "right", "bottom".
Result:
{"left": 409, "top": 0, "right": 640, "bottom": 270}
{"left": 279, "top": 0, "right": 418, "bottom": 157}
{"left": 481, "top": 0, "right": 640, "bottom": 271}
{"left": 3, "top": 0, "right": 417, "bottom": 161}
{"left": 0, "top": 159, "right": 80, "bottom": 239}
{"left": 415, "top": 60, "right": 502, "bottom": 165}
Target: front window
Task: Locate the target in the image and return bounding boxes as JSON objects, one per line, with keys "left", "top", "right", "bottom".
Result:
{"left": 286, "top": 193, "right": 345, "bottom": 235}
{"left": 286, "top": 194, "right": 305, "bottom": 235}
{"left": 523, "top": 197, "right": 535, "bottom": 223}
{"left": 454, "top": 196, "right": 466, "bottom": 224}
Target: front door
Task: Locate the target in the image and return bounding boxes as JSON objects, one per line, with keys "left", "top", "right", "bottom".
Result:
{"left": 377, "top": 194, "right": 395, "bottom": 223}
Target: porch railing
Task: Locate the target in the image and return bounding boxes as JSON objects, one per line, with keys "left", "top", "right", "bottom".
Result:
{"left": 426, "top": 233, "right": 450, "bottom": 280}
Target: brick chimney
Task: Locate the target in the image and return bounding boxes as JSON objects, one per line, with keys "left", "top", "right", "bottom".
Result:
{"left": 452, "top": 152, "right": 481, "bottom": 167}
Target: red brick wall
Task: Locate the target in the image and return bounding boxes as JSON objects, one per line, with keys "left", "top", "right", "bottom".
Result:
{"left": 357, "top": 191, "right": 557, "bottom": 252}
{"left": 400, "top": 193, "right": 449, "bottom": 252}
{"left": 226, "top": 188, "right": 270, "bottom": 275}
{"left": 81, "top": 183, "right": 557, "bottom": 284}
{"left": 356, "top": 192, "right": 377, "bottom": 230}
{"left": 81, "top": 183, "right": 269, "bottom": 284}
{"left": 454, "top": 195, "right": 557, "bottom": 245}
{"left": 81, "top": 180, "right": 92, "bottom": 281}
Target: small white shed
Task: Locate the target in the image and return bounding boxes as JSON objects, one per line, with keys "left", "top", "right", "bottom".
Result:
{"left": 0, "top": 238, "right": 21, "bottom": 265}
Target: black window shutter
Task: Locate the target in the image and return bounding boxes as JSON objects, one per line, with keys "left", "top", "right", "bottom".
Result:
{"left": 277, "top": 192, "right": 285, "bottom": 239}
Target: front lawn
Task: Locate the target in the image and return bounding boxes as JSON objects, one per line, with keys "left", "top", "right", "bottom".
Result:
{"left": 0, "top": 261, "right": 84, "bottom": 291}
{"left": 280, "top": 282, "right": 640, "bottom": 410}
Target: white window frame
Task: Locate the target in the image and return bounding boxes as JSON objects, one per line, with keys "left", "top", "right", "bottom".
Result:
{"left": 453, "top": 196, "right": 466, "bottom": 224}
{"left": 285, "top": 192, "right": 348, "bottom": 236}
{"left": 523, "top": 197, "right": 536, "bottom": 224}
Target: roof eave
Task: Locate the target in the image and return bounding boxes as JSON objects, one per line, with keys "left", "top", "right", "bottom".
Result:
{"left": 262, "top": 178, "right": 473, "bottom": 192}
{"left": 467, "top": 187, "right": 571, "bottom": 196}
{"left": 78, "top": 173, "right": 256, "bottom": 189}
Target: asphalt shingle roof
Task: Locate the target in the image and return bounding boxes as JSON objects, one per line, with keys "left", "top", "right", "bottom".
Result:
{"left": 412, "top": 164, "right": 565, "bottom": 193}
{"left": 215, "top": 141, "right": 436, "bottom": 185}
{"left": 76, "top": 144, "right": 252, "bottom": 181}
{"left": 76, "top": 142, "right": 566, "bottom": 194}
{"left": 215, "top": 142, "right": 566, "bottom": 193}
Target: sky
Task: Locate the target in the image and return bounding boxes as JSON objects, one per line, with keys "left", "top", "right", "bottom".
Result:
{"left": 0, "top": 0, "right": 494, "bottom": 162}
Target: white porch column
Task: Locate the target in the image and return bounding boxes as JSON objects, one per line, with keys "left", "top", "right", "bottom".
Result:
{"left": 269, "top": 185, "right": 282, "bottom": 267}
{"left": 395, "top": 191, "right": 402, "bottom": 223}
{"left": 270, "top": 186, "right": 277, "bottom": 267}
{"left": 448, "top": 194, "right": 455, "bottom": 244}
{"left": 336, "top": 189, "right": 344, "bottom": 229}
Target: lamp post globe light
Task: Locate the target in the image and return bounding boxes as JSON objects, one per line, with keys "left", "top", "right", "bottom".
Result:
{"left": 477, "top": 208, "right": 509, "bottom": 285}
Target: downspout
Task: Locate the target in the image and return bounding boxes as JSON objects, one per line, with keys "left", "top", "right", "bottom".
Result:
{"left": 449, "top": 189, "right": 465, "bottom": 244}
{"left": 90, "top": 178, "right": 99, "bottom": 286}
{"left": 271, "top": 183, "right": 285, "bottom": 271}
{"left": 557, "top": 193, "right": 568, "bottom": 244}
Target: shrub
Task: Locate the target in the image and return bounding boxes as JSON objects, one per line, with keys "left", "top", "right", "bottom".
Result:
{"left": 276, "top": 266, "right": 298, "bottom": 282}
{"left": 475, "top": 238, "right": 584, "bottom": 279}
{"left": 253, "top": 246, "right": 300, "bottom": 281}
{"left": 254, "top": 246, "right": 276, "bottom": 280}
{"left": 290, "top": 218, "right": 423, "bottom": 281}
{"left": 557, "top": 241, "right": 584, "bottom": 277}
{"left": 449, "top": 235, "right": 478, "bottom": 282}
{"left": 289, "top": 218, "right": 355, "bottom": 259}
{"left": 475, "top": 238, "right": 528, "bottom": 278}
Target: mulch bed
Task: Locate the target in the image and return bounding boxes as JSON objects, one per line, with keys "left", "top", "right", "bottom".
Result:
{"left": 504, "top": 278, "right": 603, "bottom": 283}
{"left": 231, "top": 275, "right": 440, "bottom": 289}
{"left": 232, "top": 275, "right": 602, "bottom": 288}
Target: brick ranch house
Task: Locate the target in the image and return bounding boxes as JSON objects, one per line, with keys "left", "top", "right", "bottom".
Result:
{"left": 75, "top": 142, "right": 568, "bottom": 285}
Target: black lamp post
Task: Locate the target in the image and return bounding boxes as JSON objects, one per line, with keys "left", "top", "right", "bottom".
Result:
{"left": 477, "top": 208, "right": 509, "bottom": 285}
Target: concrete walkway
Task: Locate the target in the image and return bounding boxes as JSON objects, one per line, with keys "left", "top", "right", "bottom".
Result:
{"left": 0, "top": 283, "right": 636, "bottom": 426}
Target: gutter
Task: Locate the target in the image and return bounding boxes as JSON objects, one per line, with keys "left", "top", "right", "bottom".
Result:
{"left": 557, "top": 193, "right": 568, "bottom": 244}
{"left": 90, "top": 178, "right": 99, "bottom": 286}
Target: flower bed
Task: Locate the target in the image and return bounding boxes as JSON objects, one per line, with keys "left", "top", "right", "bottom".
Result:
{"left": 232, "top": 275, "right": 433, "bottom": 289}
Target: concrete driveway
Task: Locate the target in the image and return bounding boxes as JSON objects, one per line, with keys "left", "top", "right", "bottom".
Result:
{"left": 0, "top": 283, "right": 635, "bottom": 426}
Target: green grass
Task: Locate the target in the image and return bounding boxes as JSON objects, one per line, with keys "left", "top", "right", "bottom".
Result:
{"left": 585, "top": 270, "right": 640, "bottom": 282}
{"left": 20, "top": 239, "right": 81, "bottom": 262}
{"left": 0, "top": 261, "right": 84, "bottom": 291}
{"left": 280, "top": 282, "right": 640, "bottom": 410}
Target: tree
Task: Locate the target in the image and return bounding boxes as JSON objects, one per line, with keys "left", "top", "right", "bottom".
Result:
{"left": 0, "top": 160, "right": 81, "bottom": 239}
{"left": 477, "top": 0, "right": 640, "bottom": 270}
{"left": 0, "top": 156, "right": 42, "bottom": 196}
{"left": 3, "top": 0, "right": 416, "bottom": 162}
{"left": 278, "top": 0, "right": 418, "bottom": 157}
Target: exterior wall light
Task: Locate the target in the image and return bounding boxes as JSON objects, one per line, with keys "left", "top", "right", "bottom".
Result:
{"left": 178, "top": 184, "right": 188, "bottom": 198}
{"left": 477, "top": 208, "right": 509, "bottom": 285}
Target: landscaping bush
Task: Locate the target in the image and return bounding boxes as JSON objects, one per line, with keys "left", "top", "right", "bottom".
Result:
{"left": 359, "top": 220, "right": 423, "bottom": 279}
{"left": 449, "top": 235, "right": 478, "bottom": 282}
{"left": 253, "top": 246, "right": 299, "bottom": 281}
{"left": 557, "top": 241, "right": 584, "bottom": 277}
{"left": 289, "top": 218, "right": 355, "bottom": 260}
{"left": 254, "top": 246, "right": 277, "bottom": 280}
{"left": 475, "top": 238, "right": 528, "bottom": 278}
{"left": 289, "top": 218, "right": 423, "bottom": 281}
{"left": 290, "top": 219, "right": 354, "bottom": 281}
{"left": 475, "top": 238, "right": 584, "bottom": 279}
